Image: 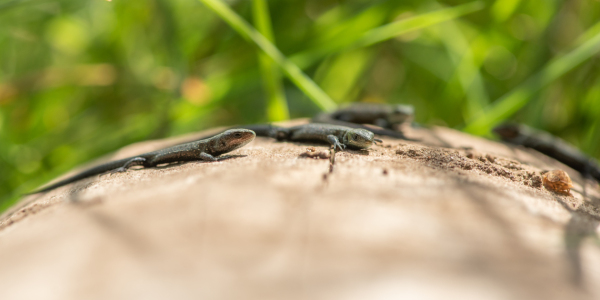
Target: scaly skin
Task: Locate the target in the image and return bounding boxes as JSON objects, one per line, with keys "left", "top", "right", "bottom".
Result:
{"left": 493, "top": 123, "right": 600, "bottom": 182}
{"left": 28, "top": 129, "right": 256, "bottom": 194}
{"left": 312, "top": 103, "right": 415, "bottom": 140}
{"left": 315, "top": 103, "right": 414, "bottom": 128}
{"left": 242, "top": 123, "right": 380, "bottom": 151}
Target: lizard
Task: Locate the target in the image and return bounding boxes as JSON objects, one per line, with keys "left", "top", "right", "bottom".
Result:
{"left": 311, "top": 103, "right": 415, "bottom": 140}
{"left": 28, "top": 129, "right": 256, "bottom": 194}
{"left": 241, "top": 123, "right": 381, "bottom": 151}
{"left": 493, "top": 123, "right": 600, "bottom": 182}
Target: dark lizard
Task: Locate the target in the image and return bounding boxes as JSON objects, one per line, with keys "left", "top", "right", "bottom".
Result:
{"left": 28, "top": 129, "right": 256, "bottom": 194}
{"left": 241, "top": 123, "right": 381, "bottom": 150}
{"left": 493, "top": 123, "right": 600, "bottom": 182}
{"left": 311, "top": 103, "right": 415, "bottom": 140}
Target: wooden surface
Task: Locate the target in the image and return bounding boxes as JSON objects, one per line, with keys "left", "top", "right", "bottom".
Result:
{"left": 1, "top": 121, "right": 599, "bottom": 300}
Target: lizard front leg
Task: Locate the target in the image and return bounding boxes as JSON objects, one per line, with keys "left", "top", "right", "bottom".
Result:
{"left": 326, "top": 135, "right": 346, "bottom": 151}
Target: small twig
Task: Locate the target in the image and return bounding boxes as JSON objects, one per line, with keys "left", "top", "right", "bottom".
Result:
{"left": 329, "top": 145, "right": 336, "bottom": 173}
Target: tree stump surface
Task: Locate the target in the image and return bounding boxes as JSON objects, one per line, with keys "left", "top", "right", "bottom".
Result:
{"left": 1, "top": 120, "right": 599, "bottom": 300}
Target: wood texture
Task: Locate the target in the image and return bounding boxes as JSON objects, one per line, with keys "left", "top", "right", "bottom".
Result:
{"left": 1, "top": 121, "right": 599, "bottom": 300}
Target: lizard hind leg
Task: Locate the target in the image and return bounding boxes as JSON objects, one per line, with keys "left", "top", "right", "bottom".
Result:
{"left": 114, "top": 157, "right": 147, "bottom": 172}
{"left": 199, "top": 152, "right": 218, "bottom": 161}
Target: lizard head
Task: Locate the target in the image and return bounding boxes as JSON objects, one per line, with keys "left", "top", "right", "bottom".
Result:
{"left": 343, "top": 128, "right": 375, "bottom": 149}
{"left": 210, "top": 129, "right": 256, "bottom": 155}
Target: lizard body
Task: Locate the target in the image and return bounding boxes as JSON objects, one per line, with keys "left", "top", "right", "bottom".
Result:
{"left": 493, "top": 123, "right": 600, "bottom": 182}
{"left": 29, "top": 129, "right": 256, "bottom": 194}
{"left": 312, "top": 103, "right": 414, "bottom": 140}
{"left": 243, "top": 123, "right": 379, "bottom": 150}
{"left": 314, "top": 103, "right": 414, "bottom": 128}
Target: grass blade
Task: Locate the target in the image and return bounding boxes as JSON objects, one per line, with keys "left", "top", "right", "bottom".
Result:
{"left": 291, "top": 1, "right": 485, "bottom": 69}
{"left": 252, "top": 0, "right": 289, "bottom": 121}
{"left": 438, "top": 21, "right": 489, "bottom": 120}
{"left": 353, "top": 1, "right": 484, "bottom": 48}
{"left": 203, "top": 2, "right": 484, "bottom": 107}
{"left": 463, "top": 26, "right": 600, "bottom": 135}
{"left": 198, "top": 0, "right": 336, "bottom": 111}
{"left": 491, "top": 0, "right": 521, "bottom": 22}
{"left": 315, "top": 49, "right": 373, "bottom": 102}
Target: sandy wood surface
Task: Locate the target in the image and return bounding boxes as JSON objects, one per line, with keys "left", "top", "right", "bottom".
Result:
{"left": 1, "top": 121, "right": 599, "bottom": 300}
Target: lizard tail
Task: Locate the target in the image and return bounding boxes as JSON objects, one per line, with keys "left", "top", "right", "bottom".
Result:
{"left": 589, "top": 163, "right": 600, "bottom": 182}
{"left": 241, "top": 124, "right": 290, "bottom": 140}
{"left": 25, "top": 157, "right": 135, "bottom": 194}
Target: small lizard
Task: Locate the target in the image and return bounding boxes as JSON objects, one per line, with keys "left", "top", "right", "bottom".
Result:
{"left": 493, "top": 123, "right": 600, "bottom": 182}
{"left": 314, "top": 103, "right": 414, "bottom": 128}
{"left": 28, "top": 129, "right": 256, "bottom": 194}
{"left": 312, "top": 103, "right": 415, "bottom": 140}
{"left": 242, "top": 123, "right": 381, "bottom": 150}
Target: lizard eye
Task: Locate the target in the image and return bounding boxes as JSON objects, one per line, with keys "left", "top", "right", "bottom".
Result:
{"left": 234, "top": 133, "right": 242, "bottom": 138}
{"left": 353, "top": 134, "right": 359, "bottom": 140}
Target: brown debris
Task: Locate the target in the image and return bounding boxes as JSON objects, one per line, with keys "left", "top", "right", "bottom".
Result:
{"left": 299, "top": 147, "right": 330, "bottom": 159}
{"left": 523, "top": 171, "right": 543, "bottom": 188}
{"left": 397, "top": 145, "right": 539, "bottom": 187}
{"left": 542, "top": 170, "right": 574, "bottom": 195}
{"left": 465, "top": 149, "right": 483, "bottom": 160}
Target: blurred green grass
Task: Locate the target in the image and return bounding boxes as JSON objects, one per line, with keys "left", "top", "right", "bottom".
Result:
{"left": 1, "top": 0, "right": 599, "bottom": 211}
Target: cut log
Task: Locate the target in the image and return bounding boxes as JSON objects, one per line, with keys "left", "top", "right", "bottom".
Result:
{"left": 1, "top": 121, "right": 599, "bottom": 300}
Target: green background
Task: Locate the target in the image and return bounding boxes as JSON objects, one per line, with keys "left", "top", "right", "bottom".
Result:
{"left": 1, "top": 0, "right": 599, "bottom": 210}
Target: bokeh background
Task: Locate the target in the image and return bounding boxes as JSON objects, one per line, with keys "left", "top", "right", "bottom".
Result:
{"left": 1, "top": 0, "right": 599, "bottom": 210}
